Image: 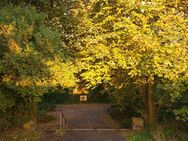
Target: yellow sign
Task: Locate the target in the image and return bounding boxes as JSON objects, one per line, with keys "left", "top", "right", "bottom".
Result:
{"left": 80, "top": 95, "right": 87, "bottom": 102}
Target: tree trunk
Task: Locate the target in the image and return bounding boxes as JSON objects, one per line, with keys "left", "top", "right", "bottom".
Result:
{"left": 146, "top": 78, "right": 155, "bottom": 125}
{"left": 136, "top": 77, "right": 148, "bottom": 121}
{"left": 23, "top": 99, "right": 37, "bottom": 131}
{"left": 136, "top": 76, "right": 155, "bottom": 126}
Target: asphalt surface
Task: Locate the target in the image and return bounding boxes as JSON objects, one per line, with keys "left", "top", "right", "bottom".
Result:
{"left": 43, "top": 104, "right": 124, "bottom": 141}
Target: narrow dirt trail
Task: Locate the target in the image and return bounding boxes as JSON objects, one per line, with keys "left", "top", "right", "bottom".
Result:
{"left": 42, "top": 104, "right": 124, "bottom": 141}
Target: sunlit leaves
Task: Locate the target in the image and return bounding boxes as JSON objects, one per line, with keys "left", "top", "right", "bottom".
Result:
{"left": 76, "top": 1, "right": 188, "bottom": 124}
{"left": 174, "top": 106, "right": 188, "bottom": 123}
{"left": 79, "top": 0, "right": 187, "bottom": 91}
{"left": 0, "top": 6, "right": 77, "bottom": 106}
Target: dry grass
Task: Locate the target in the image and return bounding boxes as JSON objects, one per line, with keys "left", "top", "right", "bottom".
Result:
{"left": 0, "top": 128, "right": 42, "bottom": 141}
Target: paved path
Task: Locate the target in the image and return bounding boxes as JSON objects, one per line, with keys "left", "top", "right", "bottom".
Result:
{"left": 43, "top": 104, "right": 124, "bottom": 141}
{"left": 62, "top": 130, "right": 123, "bottom": 141}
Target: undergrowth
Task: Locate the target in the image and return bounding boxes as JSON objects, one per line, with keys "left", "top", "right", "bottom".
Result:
{"left": 124, "top": 121, "right": 188, "bottom": 141}
{"left": 0, "top": 129, "right": 42, "bottom": 141}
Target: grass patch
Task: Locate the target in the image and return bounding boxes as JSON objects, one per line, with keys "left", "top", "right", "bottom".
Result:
{"left": 122, "top": 122, "right": 188, "bottom": 141}
{"left": 126, "top": 130, "right": 153, "bottom": 141}
{"left": 0, "top": 129, "right": 42, "bottom": 141}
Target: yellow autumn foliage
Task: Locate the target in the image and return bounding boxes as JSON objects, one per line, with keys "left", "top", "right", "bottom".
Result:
{"left": 8, "top": 39, "right": 21, "bottom": 53}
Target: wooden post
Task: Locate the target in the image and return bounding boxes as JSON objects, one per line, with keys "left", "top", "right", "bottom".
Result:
{"left": 132, "top": 117, "right": 144, "bottom": 130}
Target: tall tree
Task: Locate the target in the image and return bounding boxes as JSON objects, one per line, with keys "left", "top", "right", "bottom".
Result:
{"left": 79, "top": 0, "right": 188, "bottom": 125}
{"left": 0, "top": 6, "right": 77, "bottom": 125}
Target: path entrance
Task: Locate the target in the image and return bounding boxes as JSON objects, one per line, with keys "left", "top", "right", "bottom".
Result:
{"left": 42, "top": 104, "right": 125, "bottom": 141}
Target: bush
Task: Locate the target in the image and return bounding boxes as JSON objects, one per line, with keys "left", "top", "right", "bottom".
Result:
{"left": 38, "top": 101, "right": 56, "bottom": 112}
{"left": 120, "top": 117, "right": 132, "bottom": 128}
{"left": 40, "top": 93, "right": 80, "bottom": 105}
{"left": 108, "top": 104, "right": 132, "bottom": 128}
{"left": 108, "top": 104, "right": 124, "bottom": 119}
{"left": 37, "top": 110, "right": 56, "bottom": 123}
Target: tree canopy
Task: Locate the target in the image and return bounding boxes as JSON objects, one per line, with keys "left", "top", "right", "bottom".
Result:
{"left": 78, "top": 0, "right": 188, "bottom": 123}
{"left": 0, "top": 0, "right": 187, "bottom": 127}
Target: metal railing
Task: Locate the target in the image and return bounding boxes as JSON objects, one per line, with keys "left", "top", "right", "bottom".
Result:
{"left": 59, "top": 111, "right": 67, "bottom": 129}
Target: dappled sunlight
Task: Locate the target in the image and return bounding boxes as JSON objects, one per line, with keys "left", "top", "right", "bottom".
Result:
{"left": 0, "top": 24, "right": 14, "bottom": 36}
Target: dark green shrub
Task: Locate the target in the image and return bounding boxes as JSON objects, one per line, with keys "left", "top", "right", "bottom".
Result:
{"left": 108, "top": 104, "right": 132, "bottom": 128}
{"left": 120, "top": 117, "right": 132, "bottom": 128}
{"left": 0, "top": 118, "right": 11, "bottom": 130}
{"left": 38, "top": 101, "right": 56, "bottom": 112}
{"left": 108, "top": 104, "right": 124, "bottom": 119}
{"left": 37, "top": 111, "right": 56, "bottom": 123}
